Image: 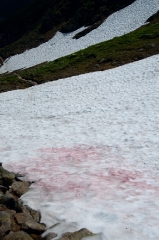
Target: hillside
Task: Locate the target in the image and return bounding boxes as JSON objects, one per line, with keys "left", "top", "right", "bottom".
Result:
{"left": 0, "top": 0, "right": 135, "bottom": 59}
{"left": 1, "top": 1, "right": 159, "bottom": 240}
{"left": 0, "top": 9, "right": 159, "bottom": 93}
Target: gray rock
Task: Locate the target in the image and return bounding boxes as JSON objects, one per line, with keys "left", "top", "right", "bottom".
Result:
{"left": 3, "top": 230, "right": 33, "bottom": 240}
{"left": 15, "top": 212, "right": 29, "bottom": 225}
{"left": 99, "top": 59, "right": 106, "bottom": 64}
{"left": 5, "top": 209, "right": 16, "bottom": 217}
{"left": 10, "top": 216, "right": 21, "bottom": 232}
{"left": 0, "top": 185, "right": 7, "bottom": 193}
{"left": 22, "top": 205, "right": 41, "bottom": 223}
{"left": 14, "top": 212, "right": 46, "bottom": 233}
{"left": 58, "top": 228, "right": 95, "bottom": 240}
{"left": 0, "top": 211, "right": 11, "bottom": 237}
{"left": 0, "top": 166, "right": 15, "bottom": 187}
{"left": 0, "top": 191, "right": 6, "bottom": 205}
{"left": 3, "top": 191, "right": 23, "bottom": 212}
{"left": 10, "top": 181, "right": 30, "bottom": 197}
{"left": 30, "top": 209, "right": 41, "bottom": 223}
{"left": 44, "top": 232, "right": 57, "bottom": 240}
{"left": 62, "top": 232, "right": 72, "bottom": 238}
{"left": 148, "top": 43, "right": 156, "bottom": 48}
{"left": 25, "top": 220, "right": 46, "bottom": 233}
{"left": 0, "top": 204, "right": 7, "bottom": 211}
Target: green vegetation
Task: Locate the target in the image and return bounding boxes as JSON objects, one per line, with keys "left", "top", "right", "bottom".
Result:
{"left": 0, "top": 74, "right": 33, "bottom": 92}
{"left": 0, "top": 12, "right": 159, "bottom": 93}
{"left": 19, "top": 21, "right": 159, "bottom": 82}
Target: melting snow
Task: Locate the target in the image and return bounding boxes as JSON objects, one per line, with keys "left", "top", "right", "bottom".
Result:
{"left": 0, "top": 54, "right": 159, "bottom": 239}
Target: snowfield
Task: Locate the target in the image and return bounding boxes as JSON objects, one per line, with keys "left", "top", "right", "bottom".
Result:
{"left": 0, "top": 54, "right": 159, "bottom": 239}
{"left": 1, "top": 0, "right": 159, "bottom": 239}
{"left": 0, "top": 0, "right": 159, "bottom": 73}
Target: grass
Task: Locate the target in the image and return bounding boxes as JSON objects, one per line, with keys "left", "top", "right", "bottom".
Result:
{"left": 0, "top": 17, "right": 159, "bottom": 93}
{"left": 0, "top": 74, "right": 33, "bottom": 92}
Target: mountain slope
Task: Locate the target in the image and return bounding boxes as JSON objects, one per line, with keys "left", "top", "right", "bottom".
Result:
{"left": 0, "top": 0, "right": 135, "bottom": 59}
{"left": 1, "top": 53, "right": 159, "bottom": 240}
{"left": 0, "top": 0, "right": 159, "bottom": 75}
{"left": 0, "top": 10, "right": 159, "bottom": 93}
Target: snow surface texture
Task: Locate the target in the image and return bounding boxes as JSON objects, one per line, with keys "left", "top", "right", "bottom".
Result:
{"left": 0, "top": 55, "right": 159, "bottom": 239}
{"left": 1, "top": 0, "right": 159, "bottom": 73}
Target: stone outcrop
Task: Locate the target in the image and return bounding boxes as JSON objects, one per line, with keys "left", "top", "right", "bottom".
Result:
{"left": 0, "top": 164, "right": 46, "bottom": 239}
{"left": 57, "top": 228, "right": 95, "bottom": 240}
{"left": 0, "top": 164, "right": 95, "bottom": 240}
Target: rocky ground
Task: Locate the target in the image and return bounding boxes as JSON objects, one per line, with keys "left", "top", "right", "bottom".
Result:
{"left": 0, "top": 163, "right": 95, "bottom": 240}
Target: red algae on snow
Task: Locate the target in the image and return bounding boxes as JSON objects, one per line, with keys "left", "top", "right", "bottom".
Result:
{"left": 5, "top": 145, "right": 159, "bottom": 202}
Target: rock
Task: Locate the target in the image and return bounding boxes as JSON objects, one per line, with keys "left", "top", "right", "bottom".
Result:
{"left": 0, "top": 166, "right": 15, "bottom": 187}
{"left": 0, "top": 192, "right": 6, "bottom": 205}
{"left": 111, "top": 61, "right": 117, "bottom": 66}
{"left": 5, "top": 209, "right": 16, "bottom": 217}
{"left": 22, "top": 205, "right": 32, "bottom": 216}
{"left": 10, "top": 181, "right": 30, "bottom": 197}
{"left": 0, "top": 185, "right": 7, "bottom": 193}
{"left": 0, "top": 166, "right": 46, "bottom": 238}
{"left": 57, "top": 238, "right": 67, "bottom": 240}
{"left": 0, "top": 204, "right": 7, "bottom": 211}
{"left": 0, "top": 211, "right": 11, "bottom": 237}
{"left": 25, "top": 220, "right": 46, "bottom": 234}
{"left": 99, "top": 59, "right": 106, "bottom": 64}
{"left": 15, "top": 212, "right": 28, "bottom": 225}
{"left": 14, "top": 212, "right": 46, "bottom": 234}
{"left": 62, "top": 232, "right": 72, "bottom": 238}
{"left": 137, "top": 48, "right": 144, "bottom": 52}
{"left": 23, "top": 205, "right": 41, "bottom": 223}
{"left": 95, "top": 64, "right": 100, "bottom": 68}
{"left": 30, "top": 209, "right": 41, "bottom": 223}
{"left": 148, "top": 43, "right": 156, "bottom": 48}
{"left": 44, "top": 232, "right": 57, "bottom": 240}
{"left": 58, "top": 228, "right": 95, "bottom": 240}
{"left": 3, "top": 191, "right": 23, "bottom": 212}
{"left": 10, "top": 216, "right": 21, "bottom": 232}
{"left": 3, "top": 230, "right": 33, "bottom": 240}
{"left": 30, "top": 233, "right": 44, "bottom": 239}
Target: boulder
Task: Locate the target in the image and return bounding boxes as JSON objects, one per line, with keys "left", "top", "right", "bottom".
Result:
{"left": 0, "top": 185, "right": 7, "bottom": 193}
{"left": 3, "top": 230, "right": 33, "bottom": 240}
{"left": 30, "top": 209, "right": 41, "bottom": 223}
{"left": 0, "top": 204, "right": 7, "bottom": 211}
{"left": 0, "top": 166, "right": 15, "bottom": 187}
{"left": 5, "top": 209, "right": 16, "bottom": 218}
{"left": 44, "top": 232, "right": 57, "bottom": 240}
{"left": 10, "top": 181, "right": 30, "bottom": 197}
{"left": 2, "top": 191, "right": 23, "bottom": 212}
{"left": 15, "top": 212, "right": 29, "bottom": 225}
{"left": 58, "top": 228, "right": 95, "bottom": 240}
{"left": 0, "top": 191, "right": 6, "bottom": 205}
{"left": 25, "top": 220, "right": 46, "bottom": 234}
{"left": 23, "top": 205, "right": 41, "bottom": 223}
{"left": 0, "top": 211, "right": 11, "bottom": 237}
{"left": 10, "top": 216, "right": 21, "bottom": 232}
{"left": 14, "top": 212, "right": 46, "bottom": 234}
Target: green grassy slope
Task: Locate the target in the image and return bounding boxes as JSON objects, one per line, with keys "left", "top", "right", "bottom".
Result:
{"left": 0, "top": 11, "right": 159, "bottom": 93}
